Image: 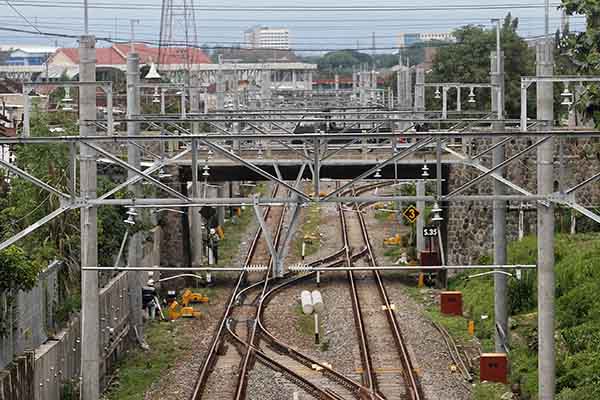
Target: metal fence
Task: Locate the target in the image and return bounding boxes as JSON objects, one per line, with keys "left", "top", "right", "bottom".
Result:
{"left": 0, "top": 227, "right": 161, "bottom": 399}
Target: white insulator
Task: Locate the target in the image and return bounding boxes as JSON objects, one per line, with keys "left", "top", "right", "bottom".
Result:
{"left": 301, "top": 290, "right": 314, "bottom": 315}
{"left": 311, "top": 290, "right": 324, "bottom": 313}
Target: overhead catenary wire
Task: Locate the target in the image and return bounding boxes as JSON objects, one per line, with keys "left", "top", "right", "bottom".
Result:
{"left": 0, "top": 25, "right": 577, "bottom": 53}
{"left": 4, "top": 0, "right": 41, "bottom": 33}
{"left": 2, "top": 1, "right": 564, "bottom": 12}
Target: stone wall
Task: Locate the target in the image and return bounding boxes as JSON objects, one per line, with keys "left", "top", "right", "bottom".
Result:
{"left": 447, "top": 137, "right": 600, "bottom": 265}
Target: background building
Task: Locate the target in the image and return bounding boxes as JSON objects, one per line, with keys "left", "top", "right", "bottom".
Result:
{"left": 397, "top": 32, "right": 455, "bottom": 48}
{"left": 0, "top": 45, "right": 57, "bottom": 66}
{"left": 244, "top": 26, "right": 290, "bottom": 49}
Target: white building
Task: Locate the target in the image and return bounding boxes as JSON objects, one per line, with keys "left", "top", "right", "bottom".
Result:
{"left": 397, "top": 32, "right": 455, "bottom": 48}
{"left": 244, "top": 26, "right": 290, "bottom": 50}
{"left": 0, "top": 45, "right": 57, "bottom": 66}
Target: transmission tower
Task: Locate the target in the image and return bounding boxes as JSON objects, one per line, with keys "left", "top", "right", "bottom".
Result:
{"left": 158, "top": 0, "right": 199, "bottom": 74}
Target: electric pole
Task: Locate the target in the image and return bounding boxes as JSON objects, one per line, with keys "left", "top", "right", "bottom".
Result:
{"left": 491, "top": 18, "right": 508, "bottom": 354}
{"left": 537, "top": 39, "right": 555, "bottom": 400}
{"left": 80, "top": 34, "right": 99, "bottom": 400}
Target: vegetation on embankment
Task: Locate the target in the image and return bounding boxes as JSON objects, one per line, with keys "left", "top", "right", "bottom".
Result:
{"left": 437, "top": 233, "right": 600, "bottom": 399}
{"left": 104, "top": 322, "right": 182, "bottom": 400}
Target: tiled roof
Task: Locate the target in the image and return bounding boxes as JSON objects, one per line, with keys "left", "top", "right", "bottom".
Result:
{"left": 113, "top": 43, "right": 210, "bottom": 65}
{"left": 55, "top": 47, "right": 125, "bottom": 65}
{"left": 56, "top": 43, "right": 210, "bottom": 66}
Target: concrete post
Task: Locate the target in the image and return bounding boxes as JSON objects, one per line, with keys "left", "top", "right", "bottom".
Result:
{"left": 126, "top": 53, "right": 144, "bottom": 342}
{"left": 414, "top": 66, "right": 425, "bottom": 115}
{"left": 216, "top": 64, "right": 224, "bottom": 110}
{"left": 217, "top": 184, "right": 225, "bottom": 226}
{"left": 442, "top": 87, "right": 448, "bottom": 119}
{"left": 396, "top": 70, "right": 402, "bottom": 109}
{"left": 416, "top": 180, "right": 425, "bottom": 253}
{"left": 190, "top": 78, "right": 204, "bottom": 271}
{"left": 536, "top": 40, "right": 555, "bottom": 400}
{"left": 491, "top": 51, "right": 508, "bottom": 353}
{"left": 79, "top": 34, "right": 99, "bottom": 400}
{"left": 405, "top": 67, "right": 413, "bottom": 110}
{"left": 308, "top": 71, "right": 313, "bottom": 94}
{"left": 261, "top": 69, "right": 271, "bottom": 107}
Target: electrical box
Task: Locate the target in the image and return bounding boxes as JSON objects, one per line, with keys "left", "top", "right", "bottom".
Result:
{"left": 440, "top": 291, "right": 463, "bottom": 316}
{"left": 480, "top": 353, "right": 508, "bottom": 384}
{"left": 420, "top": 251, "right": 440, "bottom": 266}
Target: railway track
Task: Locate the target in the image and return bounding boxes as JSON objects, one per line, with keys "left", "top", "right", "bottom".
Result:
{"left": 337, "top": 183, "right": 424, "bottom": 400}
{"left": 192, "top": 183, "right": 354, "bottom": 400}
{"left": 191, "top": 185, "right": 283, "bottom": 400}
{"left": 342, "top": 197, "right": 424, "bottom": 400}
{"left": 192, "top": 181, "right": 424, "bottom": 400}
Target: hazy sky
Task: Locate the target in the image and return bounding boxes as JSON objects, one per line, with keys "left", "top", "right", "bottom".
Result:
{"left": 0, "top": 1, "right": 581, "bottom": 52}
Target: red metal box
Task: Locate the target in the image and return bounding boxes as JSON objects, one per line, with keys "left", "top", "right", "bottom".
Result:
{"left": 440, "top": 291, "right": 463, "bottom": 316}
{"left": 420, "top": 251, "right": 440, "bottom": 266}
{"left": 480, "top": 353, "right": 508, "bottom": 384}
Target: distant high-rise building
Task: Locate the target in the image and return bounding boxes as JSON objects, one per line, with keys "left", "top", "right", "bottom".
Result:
{"left": 397, "top": 32, "right": 455, "bottom": 48}
{"left": 244, "top": 26, "right": 290, "bottom": 50}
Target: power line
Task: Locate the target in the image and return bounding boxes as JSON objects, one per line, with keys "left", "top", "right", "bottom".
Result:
{"left": 4, "top": 0, "right": 41, "bottom": 33}
{"left": 0, "top": 25, "right": 571, "bottom": 53}
{"left": 3, "top": 1, "right": 564, "bottom": 12}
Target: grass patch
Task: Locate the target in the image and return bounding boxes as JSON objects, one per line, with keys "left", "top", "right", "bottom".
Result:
{"left": 104, "top": 322, "right": 180, "bottom": 400}
{"left": 294, "top": 303, "right": 326, "bottom": 348}
{"left": 294, "top": 204, "right": 321, "bottom": 258}
{"left": 383, "top": 245, "right": 404, "bottom": 263}
{"left": 216, "top": 204, "right": 254, "bottom": 267}
{"left": 473, "top": 382, "right": 508, "bottom": 400}
{"left": 431, "top": 233, "right": 600, "bottom": 399}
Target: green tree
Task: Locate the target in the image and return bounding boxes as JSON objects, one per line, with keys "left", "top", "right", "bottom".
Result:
{"left": 561, "top": 0, "right": 600, "bottom": 125}
{"left": 427, "top": 14, "right": 535, "bottom": 118}
{"left": 0, "top": 109, "right": 128, "bottom": 294}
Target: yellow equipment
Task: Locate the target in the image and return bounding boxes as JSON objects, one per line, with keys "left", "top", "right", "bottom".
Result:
{"left": 167, "top": 290, "right": 209, "bottom": 320}
{"left": 384, "top": 234, "right": 402, "bottom": 246}
{"left": 168, "top": 301, "right": 202, "bottom": 320}
{"left": 181, "top": 289, "right": 209, "bottom": 306}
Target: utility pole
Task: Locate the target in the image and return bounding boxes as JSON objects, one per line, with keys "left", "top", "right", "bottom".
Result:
{"left": 414, "top": 66, "right": 425, "bottom": 116}
{"left": 190, "top": 75, "right": 204, "bottom": 274}
{"left": 545, "top": 0, "right": 550, "bottom": 38}
{"left": 84, "top": 0, "right": 89, "bottom": 34}
{"left": 537, "top": 40, "right": 555, "bottom": 400}
{"left": 126, "top": 53, "right": 144, "bottom": 342}
{"left": 130, "top": 19, "right": 140, "bottom": 52}
{"left": 491, "top": 17, "right": 508, "bottom": 353}
{"left": 79, "top": 34, "right": 99, "bottom": 400}
{"left": 216, "top": 56, "right": 224, "bottom": 110}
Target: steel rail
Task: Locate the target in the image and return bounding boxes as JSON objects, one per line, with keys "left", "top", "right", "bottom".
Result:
{"left": 339, "top": 204, "right": 379, "bottom": 399}
{"left": 234, "top": 187, "right": 290, "bottom": 399}
{"left": 354, "top": 203, "right": 425, "bottom": 400}
{"left": 431, "top": 321, "right": 472, "bottom": 382}
{"left": 190, "top": 186, "right": 280, "bottom": 400}
{"left": 256, "top": 249, "right": 388, "bottom": 400}
{"left": 226, "top": 320, "right": 346, "bottom": 400}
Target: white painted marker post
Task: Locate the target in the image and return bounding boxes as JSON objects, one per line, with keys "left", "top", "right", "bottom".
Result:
{"left": 301, "top": 241, "right": 306, "bottom": 262}
{"left": 314, "top": 313, "right": 320, "bottom": 345}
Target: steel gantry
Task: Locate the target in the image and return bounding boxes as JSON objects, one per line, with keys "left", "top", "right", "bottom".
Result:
{"left": 1, "top": 34, "right": 599, "bottom": 400}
